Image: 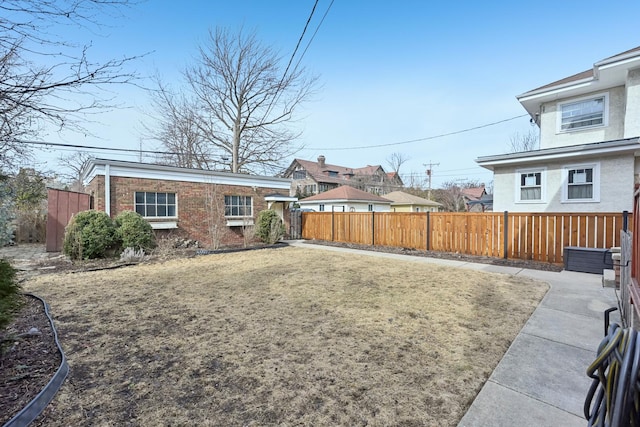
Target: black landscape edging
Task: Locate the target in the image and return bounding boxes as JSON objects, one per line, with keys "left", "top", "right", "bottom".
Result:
{"left": 195, "top": 241, "right": 289, "bottom": 256}
{"left": 3, "top": 294, "right": 69, "bottom": 427}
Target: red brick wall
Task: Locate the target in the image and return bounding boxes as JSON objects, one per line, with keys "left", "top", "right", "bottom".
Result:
{"left": 87, "top": 176, "right": 291, "bottom": 248}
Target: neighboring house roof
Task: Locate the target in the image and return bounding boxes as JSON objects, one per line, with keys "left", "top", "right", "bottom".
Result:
{"left": 285, "top": 156, "right": 402, "bottom": 187}
{"left": 384, "top": 191, "right": 442, "bottom": 207}
{"left": 386, "top": 171, "right": 404, "bottom": 185}
{"left": 461, "top": 186, "right": 486, "bottom": 201}
{"left": 476, "top": 137, "right": 640, "bottom": 170}
{"left": 517, "top": 46, "right": 640, "bottom": 119}
{"left": 298, "top": 185, "right": 391, "bottom": 203}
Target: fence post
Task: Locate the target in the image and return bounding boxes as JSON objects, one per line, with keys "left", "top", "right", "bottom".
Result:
{"left": 331, "top": 208, "right": 335, "bottom": 241}
{"left": 623, "top": 210, "right": 629, "bottom": 232}
{"left": 503, "top": 211, "right": 509, "bottom": 259}
{"left": 371, "top": 211, "right": 375, "bottom": 246}
{"left": 426, "top": 211, "right": 431, "bottom": 251}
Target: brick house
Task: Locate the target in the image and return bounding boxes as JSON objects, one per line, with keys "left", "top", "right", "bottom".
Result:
{"left": 283, "top": 155, "right": 404, "bottom": 197}
{"left": 82, "top": 159, "right": 295, "bottom": 247}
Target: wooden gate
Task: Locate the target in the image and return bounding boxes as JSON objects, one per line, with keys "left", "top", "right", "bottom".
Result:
{"left": 290, "top": 209, "right": 303, "bottom": 239}
{"left": 45, "top": 189, "right": 91, "bottom": 252}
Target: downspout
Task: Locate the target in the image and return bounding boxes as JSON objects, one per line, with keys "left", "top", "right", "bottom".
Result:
{"left": 104, "top": 164, "right": 111, "bottom": 217}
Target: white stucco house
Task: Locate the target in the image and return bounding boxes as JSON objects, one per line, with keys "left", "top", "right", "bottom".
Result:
{"left": 297, "top": 185, "right": 391, "bottom": 212}
{"left": 476, "top": 46, "right": 640, "bottom": 213}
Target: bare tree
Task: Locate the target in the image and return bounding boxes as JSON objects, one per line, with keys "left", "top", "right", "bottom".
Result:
{"left": 386, "top": 152, "right": 410, "bottom": 174}
{"left": 433, "top": 179, "right": 482, "bottom": 212}
{"left": 148, "top": 27, "right": 318, "bottom": 174}
{"left": 508, "top": 129, "right": 539, "bottom": 153}
{"left": 0, "top": 0, "right": 142, "bottom": 171}
{"left": 143, "top": 80, "right": 219, "bottom": 170}
{"left": 402, "top": 170, "right": 427, "bottom": 192}
{"left": 57, "top": 152, "right": 94, "bottom": 192}
{"left": 204, "top": 183, "right": 229, "bottom": 250}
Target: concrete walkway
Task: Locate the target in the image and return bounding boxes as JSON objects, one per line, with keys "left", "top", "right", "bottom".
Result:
{"left": 0, "top": 243, "right": 63, "bottom": 270}
{"left": 287, "top": 241, "right": 619, "bottom": 427}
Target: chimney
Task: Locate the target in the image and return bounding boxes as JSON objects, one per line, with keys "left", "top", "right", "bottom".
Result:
{"left": 317, "top": 155, "right": 326, "bottom": 168}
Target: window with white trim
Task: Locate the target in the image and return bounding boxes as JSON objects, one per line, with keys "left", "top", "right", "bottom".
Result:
{"left": 319, "top": 204, "right": 325, "bottom": 212}
{"left": 224, "top": 195, "right": 252, "bottom": 217}
{"left": 135, "top": 192, "right": 176, "bottom": 217}
{"left": 562, "top": 163, "right": 600, "bottom": 202}
{"left": 516, "top": 168, "right": 545, "bottom": 202}
{"left": 558, "top": 94, "right": 607, "bottom": 132}
{"left": 368, "top": 204, "right": 374, "bottom": 212}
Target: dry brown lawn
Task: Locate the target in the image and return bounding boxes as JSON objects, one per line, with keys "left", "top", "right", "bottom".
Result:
{"left": 24, "top": 246, "right": 548, "bottom": 426}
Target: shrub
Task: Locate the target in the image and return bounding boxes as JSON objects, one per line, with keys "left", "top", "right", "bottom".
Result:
{"left": 0, "top": 259, "right": 22, "bottom": 331}
{"left": 115, "top": 210, "right": 156, "bottom": 252}
{"left": 256, "top": 209, "right": 285, "bottom": 244}
{"left": 63, "top": 210, "right": 118, "bottom": 260}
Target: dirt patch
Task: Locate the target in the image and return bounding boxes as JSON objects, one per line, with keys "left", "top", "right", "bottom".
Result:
{"left": 15, "top": 246, "right": 547, "bottom": 426}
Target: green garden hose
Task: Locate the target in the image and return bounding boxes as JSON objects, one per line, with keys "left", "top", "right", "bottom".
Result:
{"left": 585, "top": 323, "right": 640, "bottom": 426}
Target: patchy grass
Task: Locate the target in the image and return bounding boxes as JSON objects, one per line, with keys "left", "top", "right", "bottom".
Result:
{"left": 24, "top": 246, "right": 548, "bottom": 426}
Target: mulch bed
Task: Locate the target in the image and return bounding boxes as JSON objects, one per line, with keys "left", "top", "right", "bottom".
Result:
{"left": 0, "top": 295, "right": 61, "bottom": 426}
{"left": 303, "top": 240, "right": 564, "bottom": 272}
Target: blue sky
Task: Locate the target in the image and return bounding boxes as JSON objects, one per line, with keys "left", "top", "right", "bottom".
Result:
{"left": 28, "top": 0, "right": 640, "bottom": 189}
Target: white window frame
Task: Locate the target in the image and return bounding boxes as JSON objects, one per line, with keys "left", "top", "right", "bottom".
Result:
{"left": 515, "top": 167, "right": 546, "bottom": 203}
{"left": 367, "top": 204, "right": 374, "bottom": 212}
{"left": 224, "top": 195, "right": 253, "bottom": 218}
{"left": 561, "top": 162, "right": 600, "bottom": 203}
{"left": 134, "top": 191, "right": 177, "bottom": 218}
{"left": 557, "top": 92, "right": 608, "bottom": 133}
{"left": 319, "top": 204, "right": 325, "bottom": 212}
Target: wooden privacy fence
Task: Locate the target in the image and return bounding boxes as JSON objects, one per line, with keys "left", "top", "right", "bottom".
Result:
{"left": 301, "top": 211, "right": 632, "bottom": 264}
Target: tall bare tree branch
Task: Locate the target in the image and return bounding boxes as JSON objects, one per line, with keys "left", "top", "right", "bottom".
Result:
{"left": 508, "top": 129, "right": 539, "bottom": 153}
{"left": 0, "top": 0, "right": 143, "bottom": 171}
{"left": 147, "top": 27, "right": 318, "bottom": 174}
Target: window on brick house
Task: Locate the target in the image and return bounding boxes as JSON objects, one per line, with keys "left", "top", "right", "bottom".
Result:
{"left": 224, "top": 195, "right": 252, "bottom": 217}
{"left": 135, "top": 192, "right": 176, "bottom": 217}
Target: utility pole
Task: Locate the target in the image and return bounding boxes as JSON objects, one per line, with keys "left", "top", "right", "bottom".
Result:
{"left": 423, "top": 161, "right": 440, "bottom": 200}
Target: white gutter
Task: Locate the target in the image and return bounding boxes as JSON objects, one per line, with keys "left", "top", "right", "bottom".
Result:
{"left": 517, "top": 79, "right": 593, "bottom": 102}
{"left": 104, "top": 163, "right": 111, "bottom": 216}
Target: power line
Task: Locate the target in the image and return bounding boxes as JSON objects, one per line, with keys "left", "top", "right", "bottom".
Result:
{"left": 293, "top": 0, "right": 335, "bottom": 72}
{"left": 260, "top": 0, "right": 321, "bottom": 126}
{"left": 308, "top": 114, "right": 529, "bottom": 151}
{"left": 22, "top": 139, "right": 167, "bottom": 155}
{"left": 21, "top": 139, "right": 230, "bottom": 164}
{"left": 281, "top": 0, "right": 319, "bottom": 84}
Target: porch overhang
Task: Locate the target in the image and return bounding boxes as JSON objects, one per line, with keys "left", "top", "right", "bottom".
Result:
{"left": 476, "top": 137, "right": 640, "bottom": 170}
